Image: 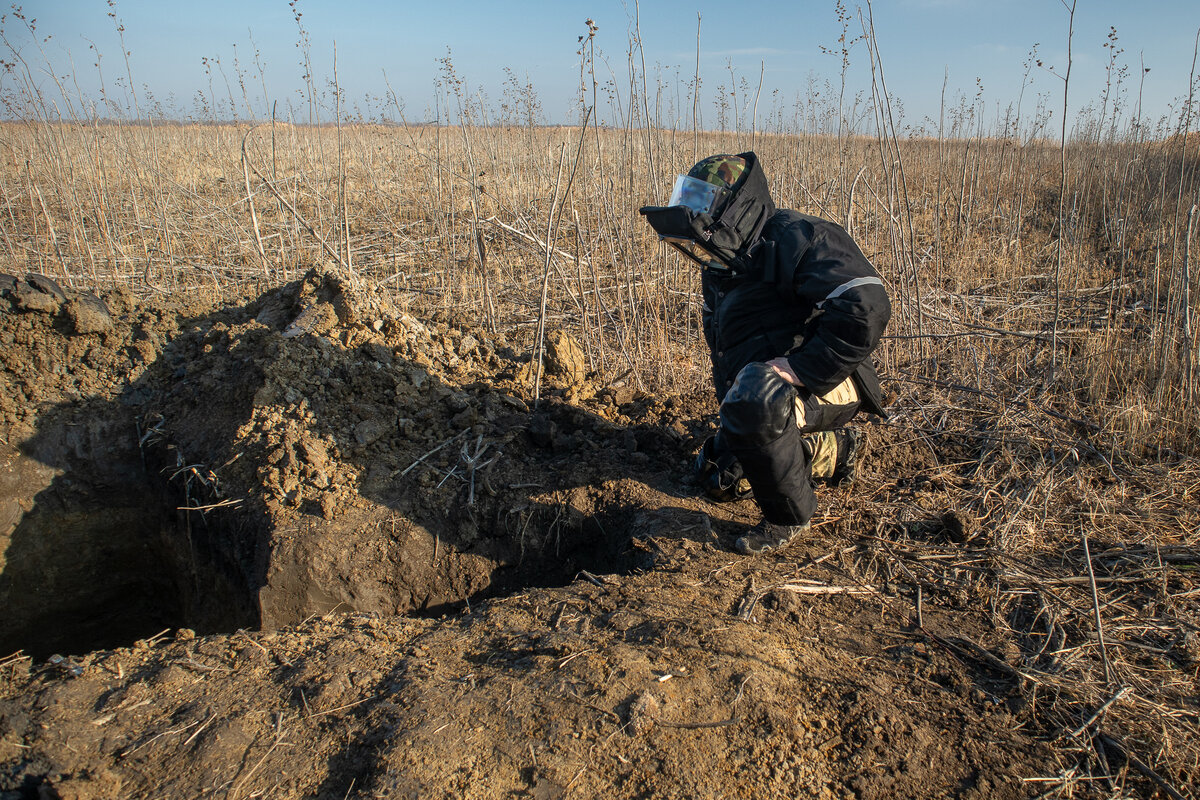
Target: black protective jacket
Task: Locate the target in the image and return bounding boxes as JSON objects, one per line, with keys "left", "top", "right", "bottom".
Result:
{"left": 699, "top": 153, "right": 890, "bottom": 416}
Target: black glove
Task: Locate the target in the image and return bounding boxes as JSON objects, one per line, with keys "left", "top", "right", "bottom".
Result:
{"left": 694, "top": 433, "right": 753, "bottom": 502}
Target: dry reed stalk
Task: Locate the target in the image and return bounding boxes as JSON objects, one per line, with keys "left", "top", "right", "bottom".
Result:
{"left": 241, "top": 131, "right": 268, "bottom": 277}
{"left": 533, "top": 144, "right": 567, "bottom": 404}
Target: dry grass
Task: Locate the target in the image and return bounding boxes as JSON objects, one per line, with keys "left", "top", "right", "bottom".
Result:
{"left": 3, "top": 112, "right": 1199, "bottom": 794}
{"left": 5, "top": 122, "right": 1199, "bottom": 430}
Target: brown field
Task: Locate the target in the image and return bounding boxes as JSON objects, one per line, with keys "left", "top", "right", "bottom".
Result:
{"left": 1, "top": 112, "right": 1199, "bottom": 798}
{"left": 4, "top": 120, "right": 1199, "bottom": 439}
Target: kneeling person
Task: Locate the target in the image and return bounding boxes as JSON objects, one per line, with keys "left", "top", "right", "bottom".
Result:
{"left": 641, "top": 153, "right": 890, "bottom": 554}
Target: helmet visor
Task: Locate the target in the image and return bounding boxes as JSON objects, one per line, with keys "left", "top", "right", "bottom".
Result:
{"left": 667, "top": 174, "right": 728, "bottom": 217}
{"left": 668, "top": 237, "right": 715, "bottom": 260}
{"left": 661, "top": 237, "right": 729, "bottom": 270}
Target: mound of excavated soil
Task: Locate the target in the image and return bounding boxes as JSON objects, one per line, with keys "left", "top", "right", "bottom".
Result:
{"left": 134, "top": 267, "right": 708, "bottom": 628}
{"left": 1, "top": 267, "right": 706, "bottom": 655}
{"left": 1, "top": 269, "right": 1069, "bottom": 798}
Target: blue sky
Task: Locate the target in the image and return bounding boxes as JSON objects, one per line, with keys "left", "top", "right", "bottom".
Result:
{"left": 8, "top": 0, "right": 1200, "bottom": 133}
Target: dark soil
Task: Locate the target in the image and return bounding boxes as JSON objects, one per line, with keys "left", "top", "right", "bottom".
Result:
{"left": 0, "top": 268, "right": 1089, "bottom": 798}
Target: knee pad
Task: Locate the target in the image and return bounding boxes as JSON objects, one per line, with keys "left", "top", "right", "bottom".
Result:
{"left": 719, "top": 362, "right": 796, "bottom": 447}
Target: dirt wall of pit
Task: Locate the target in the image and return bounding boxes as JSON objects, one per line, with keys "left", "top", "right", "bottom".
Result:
{"left": 0, "top": 277, "right": 258, "bottom": 656}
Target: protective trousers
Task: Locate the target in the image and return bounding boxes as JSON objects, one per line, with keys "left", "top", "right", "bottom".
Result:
{"left": 718, "top": 362, "right": 860, "bottom": 525}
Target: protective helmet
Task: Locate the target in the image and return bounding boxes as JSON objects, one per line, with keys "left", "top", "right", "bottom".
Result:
{"left": 639, "top": 151, "right": 774, "bottom": 272}
{"left": 667, "top": 154, "right": 747, "bottom": 218}
{"left": 687, "top": 154, "right": 747, "bottom": 191}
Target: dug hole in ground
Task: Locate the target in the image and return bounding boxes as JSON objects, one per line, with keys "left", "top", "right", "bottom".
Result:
{"left": 0, "top": 266, "right": 1178, "bottom": 798}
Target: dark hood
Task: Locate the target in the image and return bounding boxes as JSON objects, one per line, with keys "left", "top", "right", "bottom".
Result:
{"left": 639, "top": 151, "right": 776, "bottom": 274}
{"left": 703, "top": 151, "right": 776, "bottom": 267}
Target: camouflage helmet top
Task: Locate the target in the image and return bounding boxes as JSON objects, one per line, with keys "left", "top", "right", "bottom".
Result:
{"left": 687, "top": 154, "right": 748, "bottom": 191}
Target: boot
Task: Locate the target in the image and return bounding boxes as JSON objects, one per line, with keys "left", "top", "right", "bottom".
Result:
{"left": 829, "top": 428, "right": 861, "bottom": 487}
{"left": 734, "top": 519, "right": 811, "bottom": 555}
